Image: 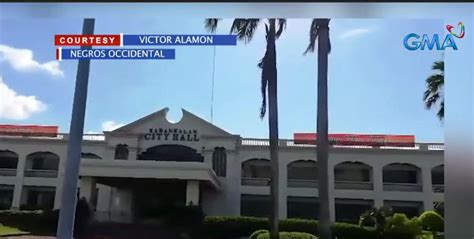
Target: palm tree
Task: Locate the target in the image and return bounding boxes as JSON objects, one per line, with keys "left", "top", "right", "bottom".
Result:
{"left": 303, "top": 18, "right": 332, "bottom": 239}
{"left": 423, "top": 61, "right": 444, "bottom": 120}
{"left": 205, "top": 18, "right": 286, "bottom": 239}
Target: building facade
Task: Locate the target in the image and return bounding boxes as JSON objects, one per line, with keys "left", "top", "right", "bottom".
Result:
{"left": 0, "top": 108, "right": 444, "bottom": 223}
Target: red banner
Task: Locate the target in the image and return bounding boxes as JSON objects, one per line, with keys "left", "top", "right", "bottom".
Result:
{"left": 0, "top": 125, "right": 58, "bottom": 137}
{"left": 294, "top": 133, "right": 415, "bottom": 147}
{"left": 55, "top": 34, "right": 121, "bottom": 46}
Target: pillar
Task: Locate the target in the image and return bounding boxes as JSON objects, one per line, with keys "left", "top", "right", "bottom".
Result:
{"left": 372, "top": 163, "right": 384, "bottom": 208}
{"left": 79, "top": 176, "right": 96, "bottom": 205}
{"left": 421, "top": 165, "right": 434, "bottom": 211}
{"left": 11, "top": 153, "right": 26, "bottom": 210}
{"left": 278, "top": 162, "right": 287, "bottom": 219}
{"left": 328, "top": 160, "right": 336, "bottom": 222}
{"left": 54, "top": 153, "right": 67, "bottom": 209}
{"left": 186, "top": 180, "right": 200, "bottom": 205}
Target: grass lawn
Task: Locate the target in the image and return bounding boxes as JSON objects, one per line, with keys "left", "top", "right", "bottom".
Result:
{"left": 0, "top": 224, "right": 29, "bottom": 236}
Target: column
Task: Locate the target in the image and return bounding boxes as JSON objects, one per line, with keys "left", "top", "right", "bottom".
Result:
{"left": 128, "top": 148, "right": 138, "bottom": 161}
{"left": 11, "top": 153, "right": 26, "bottom": 210}
{"left": 372, "top": 163, "right": 384, "bottom": 208}
{"left": 421, "top": 165, "right": 434, "bottom": 211}
{"left": 328, "top": 160, "right": 336, "bottom": 222}
{"left": 278, "top": 162, "right": 287, "bottom": 219}
{"left": 79, "top": 176, "right": 97, "bottom": 205}
{"left": 226, "top": 152, "right": 241, "bottom": 216}
{"left": 54, "top": 153, "right": 67, "bottom": 209}
{"left": 186, "top": 180, "right": 200, "bottom": 205}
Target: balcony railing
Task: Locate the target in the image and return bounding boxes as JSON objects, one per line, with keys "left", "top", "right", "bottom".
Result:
{"left": 287, "top": 179, "right": 318, "bottom": 188}
{"left": 0, "top": 168, "right": 17, "bottom": 177}
{"left": 24, "top": 169, "right": 58, "bottom": 178}
{"left": 383, "top": 182, "right": 423, "bottom": 192}
{"left": 240, "top": 139, "right": 444, "bottom": 151}
{"left": 432, "top": 184, "right": 445, "bottom": 193}
{"left": 241, "top": 177, "right": 271, "bottom": 186}
{"left": 335, "top": 181, "right": 374, "bottom": 190}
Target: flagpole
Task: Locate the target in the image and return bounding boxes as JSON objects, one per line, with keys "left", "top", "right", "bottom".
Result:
{"left": 57, "top": 18, "right": 95, "bottom": 239}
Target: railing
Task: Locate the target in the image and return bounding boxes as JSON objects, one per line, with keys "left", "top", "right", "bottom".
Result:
{"left": 241, "top": 177, "right": 271, "bottom": 186}
{"left": 432, "top": 184, "right": 445, "bottom": 193}
{"left": 0, "top": 168, "right": 17, "bottom": 177}
{"left": 287, "top": 179, "right": 318, "bottom": 188}
{"left": 334, "top": 181, "right": 373, "bottom": 190}
{"left": 58, "top": 134, "right": 106, "bottom": 141}
{"left": 24, "top": 169, "right": 58, "bottom": 178}
{"left": 0, "top": 133, "right": 105, "bottom": 141}
{"left": 241, "top": 139, "right": 444, "bottom": 151}
{"left": 383, "top": 182, "right": 423, "bottom": 192}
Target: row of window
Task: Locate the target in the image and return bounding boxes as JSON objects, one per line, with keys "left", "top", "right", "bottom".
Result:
{"left": 0, "top": 149, "right": 444, "bottom": 187}
{"left": 240, "top": 159, "right": 444, "bottom": 186}
{"left": 0, "top": 151, "right": 102, "bottom": 177}
{"left": 0, "top": 185, "right": 55, "bottom": 210}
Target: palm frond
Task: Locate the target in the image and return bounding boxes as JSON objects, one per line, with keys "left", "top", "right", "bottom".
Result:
{"left": 304, "top": 19, "right": 319, "bottom": 54}
{"left": 204, "top": 18, "right": 220, "bottom": 33}
{"left": 423, "top": 61, "right": 445, "bottom": 119}
{"left": 275, "top": 18, "right": 286, "bottom": 39}
{"left": 432, "top": 61, "right": 444, "bottom": 72}
{"left": 438, "top": 101, "right": 444, "bottom": 120}
{"left": 304, "top": 18, "right": 331, "bottom": 55}
{"left": 230, "top": 19, "right": 261, "bottom": 44}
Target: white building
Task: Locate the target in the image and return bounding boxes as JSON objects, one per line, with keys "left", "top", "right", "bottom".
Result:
{"left": 0, "top": 108, "right": 444, "bottom": 223}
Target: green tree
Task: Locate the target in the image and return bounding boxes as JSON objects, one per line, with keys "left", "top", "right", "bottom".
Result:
{"left": 359, "top": 206, "right": 394, "bottom": 239}
{"left": 423, "top": 61, "right": 444, "bottom": 120}
{"left": 303, "top": 18, "right": 332, "bottom": 239}
{"left": 205, "top": 18, "right": 286, "bottom": 239}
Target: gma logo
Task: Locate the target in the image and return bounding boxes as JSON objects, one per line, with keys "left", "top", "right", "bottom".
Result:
{"left": 403, "top": 33, "right": 458, "bottom": 51}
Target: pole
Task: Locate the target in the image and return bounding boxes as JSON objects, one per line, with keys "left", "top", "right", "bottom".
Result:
{"left": 317, "top": 19, "right": 332, "bottom": 239}
{"left": 56, "top": 18, "right": 95, "bottom": 239}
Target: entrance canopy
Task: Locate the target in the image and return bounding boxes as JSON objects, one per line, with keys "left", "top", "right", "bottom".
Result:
{"left": 79, "top": 159, "right": 221, "bottom": 190}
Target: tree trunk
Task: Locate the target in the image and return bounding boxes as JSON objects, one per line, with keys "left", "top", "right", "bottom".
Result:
{"left": 316, "top": 19, "right": 332, "bottom": 239}
{"left": 267, "top": 19, "right": 280, "bottom": 239}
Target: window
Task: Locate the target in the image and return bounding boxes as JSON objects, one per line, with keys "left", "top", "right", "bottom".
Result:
{"left": 114, "top": 144, "right": 129, "bottom": 160}
{"left": 335, "top": 199, "right": 373, "bottom": 223}
{"left": 383, "top": 163, "right": 420, "bottom": 184}
{"left": 334, "top": 162, "right": 372, "bottom": 182}
{"left": 241, "top": 194, "right": 271, "bottom": 218}
{"left": 242, "top": 159, "right": 271, "bottom": 178}
{"left": 384, "top": 200, "right": 423, "bottom": 218}
{"left": 212, "top": 147, "right": 227, "bottom": 177}
{"left": 287, "top": 197, "right": 319, "bottom": 220}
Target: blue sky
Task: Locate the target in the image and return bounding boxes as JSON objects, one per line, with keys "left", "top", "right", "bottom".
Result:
{"left": 0, "top": 15, "right": 448, "bottom": 142}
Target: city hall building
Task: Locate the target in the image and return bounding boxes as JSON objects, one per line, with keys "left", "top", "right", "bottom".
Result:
{"left": 0, "top": 108, "right": 444, "bottom": 223}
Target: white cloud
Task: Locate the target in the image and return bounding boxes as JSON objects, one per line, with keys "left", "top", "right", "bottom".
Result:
{"left": 101, "top": 121, "right": 125, "bottom": 131}
{"left": 340, "top": 28, "right": 371, "bottom": 39}
{"left": 0, "top": 76, "right": 47, "bottom": 120}
{"left": 0, "top": 44, "right": 64, "bottom": 77}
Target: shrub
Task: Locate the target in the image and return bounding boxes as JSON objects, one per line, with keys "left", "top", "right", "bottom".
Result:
{"left": 250, "top": 229, "right": 269, "bottom": 239}
{"left": 419, "top": 211, "right": 444, "bottom": 232}
{"left": 203, "top": 216, "right": 268, "bottom": 238}
{"left": 164, "top": 204, "right": 205, "bottom": 228}
{"left": 385, "top": 213, "right": 423, "bottom": 239}
{"left": 202, "top": 215, "right": 423, "bottom": 239}
{"left": 280, "top": 218, "right": 318, "bottom": 235}
{"left": 0, "top": 209, "right": 59, "bottom": 234}
{"left": 256, "top": 231, "right": 318, "bottom": 239}
{"left": 332, "top": 222, "right": 377, "bottom": 239}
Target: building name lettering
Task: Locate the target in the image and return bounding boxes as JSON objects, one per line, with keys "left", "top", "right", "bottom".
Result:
{"left": 144, "top": 128, "right": 199, "bottom": 142}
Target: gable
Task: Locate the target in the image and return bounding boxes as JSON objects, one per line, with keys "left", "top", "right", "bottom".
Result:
{"left": 110, "top": 108, "right": 233, "bottom": 138}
